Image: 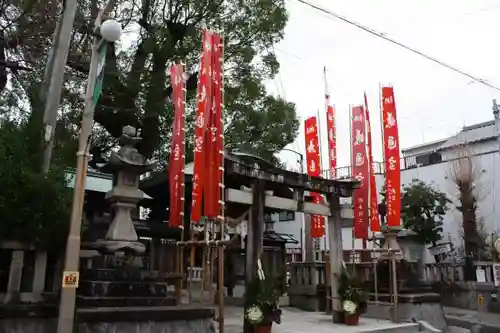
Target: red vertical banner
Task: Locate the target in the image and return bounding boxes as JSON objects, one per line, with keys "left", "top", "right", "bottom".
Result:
{"left": 205, "top": 32, "right": 224, "bottom": 219}
{"left": 326, "top": 105, "right": 337, "bottom": 179}
{"left": 351, "top": 106, "right": 369, "bottom": 239}
{"left": 168, "top": 63, "right": 186, "bottom": 228}
{"left": 191, "top": 30, "right": 213, "bottom": 223}
{"left": 364, "top": 93, "right": 381, "bottom": 232}
{"left": 381, "top": 87, "right": 401, "bottom": 227}
{"left": 304, "top": 116, "right": 325, "bottom": 238}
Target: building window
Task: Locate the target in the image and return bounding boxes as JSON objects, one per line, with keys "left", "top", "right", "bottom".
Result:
{"left": 278, "top": 211, "right": 295, "bottom": 222}
{"left": 414, "top": 152, "right": 442, "bottom": 167}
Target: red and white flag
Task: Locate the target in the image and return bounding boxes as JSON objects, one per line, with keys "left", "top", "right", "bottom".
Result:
{"left": 168, "top": 63, "right": 186, "bottom": 228}
{"left": 191, "top": 30, "right": 224, "bottom": 223}
{"left": 204, "top": 33, "right": 224, "bottom": 219}
{"left": 381, "top": 86, "right": 401, "bottom": 227}
{"left": 326, "top": 104, "right": 337, "bottom": 179}
{"left": 304, "top": 116, "right": 325, "bottom": 238}
{"left": 351, "top": 105, "right": 369, "bottom": 239}
{"left": 191, "top": 30, "right": 213, "bottom": 223}
{"left": 364, "top": 93, "right": 381, "bottom": 232}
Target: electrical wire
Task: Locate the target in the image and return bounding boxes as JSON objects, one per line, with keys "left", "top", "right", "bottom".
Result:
{"left": 294, "top": 0, "right": 500, "bottom": 92}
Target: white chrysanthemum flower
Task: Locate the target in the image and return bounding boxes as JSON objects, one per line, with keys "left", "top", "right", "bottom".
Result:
{"left": 246, "top": 305, "right": 264, "bottom": 324}
{"left": 343, "top": 300, "right": 357, "bottom": 314}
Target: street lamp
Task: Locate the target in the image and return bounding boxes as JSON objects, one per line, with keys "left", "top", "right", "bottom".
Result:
{"left": 57, "top": 2, "right": 121, "bottom": 332}
{"left": 100, "top": 19, "right": 122, "bottom": 42}
{"left": 494, "top": 237, "right": 500, "bottom": 260}
{"left": 276, "top": 148, "right": 304, "bottom": 174}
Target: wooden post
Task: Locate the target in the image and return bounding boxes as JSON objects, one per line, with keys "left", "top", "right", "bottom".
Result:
{"left": 324, "top": 251, "right": 331, "bottom": 314}
{"left": 304, "top": 214, "right": 314, "bottom": 261}
{"left": 327, "top": 195, "right": 343, "bottom": 323}
{"left": 217, "top": 241, "right": 225, "bottom": 333}
{"left": 243, "top": 180, "right": 265, "bottom": 333}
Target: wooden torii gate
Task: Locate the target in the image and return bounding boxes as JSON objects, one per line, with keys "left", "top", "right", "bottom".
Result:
{"left": 220, "top": 152, "right": 359, "bottom": 329}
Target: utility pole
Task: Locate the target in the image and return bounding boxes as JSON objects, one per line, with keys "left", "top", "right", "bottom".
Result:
{"left": 41, "top": 0, "right": 79, "bottom": 172}
{"left": 57, "top": 1, "right": 119, "bottom": 332}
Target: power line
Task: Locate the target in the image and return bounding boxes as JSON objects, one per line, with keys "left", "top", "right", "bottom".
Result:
{"left": 294, "top": 0, "right": 500, "bottom": 92}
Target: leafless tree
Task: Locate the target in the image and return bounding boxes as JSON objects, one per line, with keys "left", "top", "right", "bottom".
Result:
{"left": 448, "top": 147, "right": 484, "bottom": 260}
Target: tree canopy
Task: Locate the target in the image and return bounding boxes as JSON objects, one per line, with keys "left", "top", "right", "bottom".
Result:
{"left": 0, "top": 0, "right": 300, "bottom": 168}
{"left": 401, "top": 179, "right": 450, "bottom": 245}
{"left": 0, "top": 117, "right": 71, "bottom": 247}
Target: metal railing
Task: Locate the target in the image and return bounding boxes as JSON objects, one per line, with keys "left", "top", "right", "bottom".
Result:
{"left": 323, "top": 155, "right": 421, "bottom": 179}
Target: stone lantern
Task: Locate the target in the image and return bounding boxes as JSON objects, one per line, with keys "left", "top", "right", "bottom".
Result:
{"left": 94, "top": 126, "right": 157, "bottom": 254}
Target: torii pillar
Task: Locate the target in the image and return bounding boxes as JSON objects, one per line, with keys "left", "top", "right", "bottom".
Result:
{"left": 327, "top": 195, "right": 344, "bottom": 323}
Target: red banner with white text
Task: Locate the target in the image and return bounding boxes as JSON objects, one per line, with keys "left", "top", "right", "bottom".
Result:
{"left": 168, "top": 63, "right": 186, "bottom": 228}
{"left": 381, "top": 86, "right": 401, "bottom": 227}
{"left": 304, "top": 116, "right": 325, "bottom": 238}
{"left": 191, "top": 30, "right": 213, "bottom": 223}
{"left": 351, "top": 105, "right": 369, "bottom": 239}
{"left": 364, "top": 93, "right": 381, "bottom": 232}
{"left": 204, "top": 33, "right": 224, "bottom": 219}
{"left": 326, "top": 105, "right": 337, "bottom": 179}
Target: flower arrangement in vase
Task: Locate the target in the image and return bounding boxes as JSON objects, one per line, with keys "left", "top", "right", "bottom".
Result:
{"left": 244, "top": 260, "right": 285, "bottom": 333}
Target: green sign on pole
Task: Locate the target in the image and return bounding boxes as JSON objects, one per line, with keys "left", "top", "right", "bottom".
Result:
{"left": 92, "top": 44, "right": 107, "bottom": 105}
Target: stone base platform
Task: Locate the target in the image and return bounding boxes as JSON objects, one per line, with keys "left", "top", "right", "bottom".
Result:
{"left": 0, "top": 305, "right": 215, "bottom": 333}
{"left": 364, "top": 293, "right": 447, "bottom": 331}
{"left": 224, "top": 306, "right": 422, "bottom": 333}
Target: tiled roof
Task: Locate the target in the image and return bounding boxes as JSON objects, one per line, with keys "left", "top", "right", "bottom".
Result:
{"left": 439, "top": 120, "right": 496, "bottom": 150}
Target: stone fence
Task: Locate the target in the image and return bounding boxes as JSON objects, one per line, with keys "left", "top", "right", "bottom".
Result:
{"left": 287, "top": 259, "right": 500, "bottom": 313}
{"left": 424, "top": 261, "right": 498, "bottom": 284}
{"left": 423, "top": 260, "right": 500, "bottom": 313}
{"left": 0, "top": 242, "right": 62, "bottom": 305}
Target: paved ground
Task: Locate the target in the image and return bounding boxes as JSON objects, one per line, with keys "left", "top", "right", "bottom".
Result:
{"left": 223, "top": 306, "right": 419, "bottom": 333}
{"left": 444, "top": 307, "right": 500, "bottom": 333}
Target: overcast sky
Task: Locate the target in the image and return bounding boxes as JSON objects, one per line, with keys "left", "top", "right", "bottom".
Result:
{"left": 269, "top": 0, "right": 500, "bottom": 172}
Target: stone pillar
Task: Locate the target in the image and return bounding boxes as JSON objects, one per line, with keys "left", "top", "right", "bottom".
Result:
{"left": 327, "top": 196, "right": 343, "bottom": 323}
{"left": 7, "top": 250, "right": 24, "bottom": 293}
{"left": 32, "top": 251, "right": 48, "bottom": 293}
{"left": 244, "top": 180, "right": 265, "bottom": 333}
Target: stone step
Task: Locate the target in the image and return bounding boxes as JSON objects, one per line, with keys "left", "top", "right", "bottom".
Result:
{"left": 78, "top": 280, "right": 172, "bottom": 298}
{"left": 75, "top": 305, "right": 215, "bottom": 324}
{"left": 77, "top": 296, "right": 177, "bottom": 308}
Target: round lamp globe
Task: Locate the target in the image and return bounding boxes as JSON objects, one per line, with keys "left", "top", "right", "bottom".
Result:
{"left": 495, "top": 237, "right": 500, "bottom": 256}
{"left": 100, "top": 19, "right": 122, "bottom": 42}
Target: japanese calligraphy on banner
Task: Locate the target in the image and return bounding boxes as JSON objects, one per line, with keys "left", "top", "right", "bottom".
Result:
{"left": 351, "top": 106, "right": 369, "bottom": 239}
{"left": 364, "top": 93, "right": 380, "bottom": 232}
{"left": 191, "top": 30, "right": 213, "bottom": 223}
{"left": 381, "top": 86, "right": 401, "bottom": 227}
{"left": 326, "top": 105, "right": 337, "bottom": 179}
{"left": 168, "top": 63, "right": 186, "bottom": 228}
{"left": 191, "top": 30, "right": 225, "bottom": 223}
{"left": 304, "top": 116, "right": 325, "bottom": 238}
{"left": 204, "top": 33, "right": 224, "bottom": 219}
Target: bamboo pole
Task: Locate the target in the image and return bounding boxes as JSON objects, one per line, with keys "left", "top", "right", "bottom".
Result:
{"left": 349, "top": 104, "right": 356, "bottom": 273}
{"left": 188, "top": 229, "right": 196, "bottom": 303}
{"left": 200, "top": 223, "right": 209, "bottom": 304}
{"left": 217, "top": 32, "right": 226, "bottom": 333}
{"left": 391, "top": 253, "right": 398, "bottom": 322}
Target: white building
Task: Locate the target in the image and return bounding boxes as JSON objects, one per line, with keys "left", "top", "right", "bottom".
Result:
{"left": 276, "top": 117, "right": 500, "bottom": 262}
